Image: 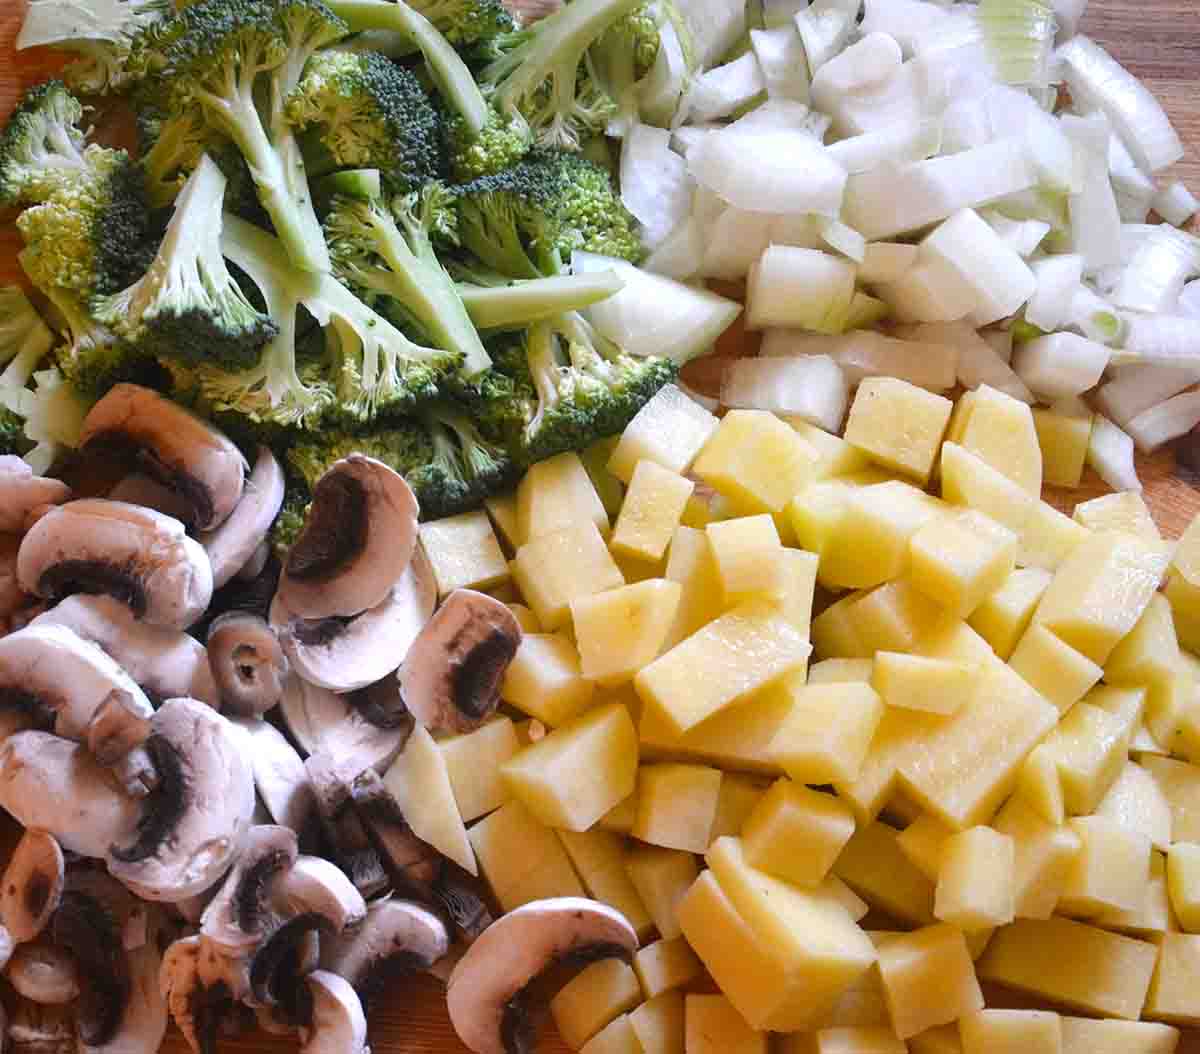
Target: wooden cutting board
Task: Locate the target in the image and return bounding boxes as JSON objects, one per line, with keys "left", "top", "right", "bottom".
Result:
{"left": 2, "top": 3, "right": 1200, "bottom": 1052}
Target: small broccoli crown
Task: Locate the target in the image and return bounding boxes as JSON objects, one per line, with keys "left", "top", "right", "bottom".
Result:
{"left": 596, "top": 2, "right": 660, "bottom": 82}
{"left": 0, "top": 407, "right": 30, "bottom": 458}
{"left": 138, "top": 104, "right": 257, "bottom": 214}
{"left": 406, "top": 0, "right": 516, "bottom": 48}
{"left": 445, "top": 106, "right": 531, "bottom": 182}
{"left": 286, "top": 51, "right": 443, "bottom": 193}
{"left": 0, "top": 81, "right": 90, "bottom": 208}
{"left": 271, "top": 486, "right": 311, "bottom": 558}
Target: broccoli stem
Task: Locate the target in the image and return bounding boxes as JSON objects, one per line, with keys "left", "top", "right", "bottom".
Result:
{"left": 326, "top": 0, "right": 488, "bottom": 136}
{"left": 456, "top": 269, "right": 624, "bottom": 329}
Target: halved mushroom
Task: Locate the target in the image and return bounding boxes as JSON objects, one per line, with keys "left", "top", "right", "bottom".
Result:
{"left": 17, "top": 500, "right": 213, "bottom": 630}
{"left": 227, "top": 718, "right": 316, "bottom": 840}
{"left": 50, "top": 888, "right": 132, "bottom": 1047}
{"left": 106, "top": 475, "right": 195, "bottom": 524}
{"left": 298, "top": 971, "right": 368, "bottom": 1054}
{"left": 0, "top": 457, "right": 71, "bottom": 535}
{"left": 0, "top": 732, "right": 140, "bottom": 858}
{"left": 279, "top": 675, "right": 411, "bottom": 773}
{"left": 6, "top": 943, "right": 79, "bottom": 1004}
{"left": 87, "top": 906, "right": 170, "bottom": 1054}
{"left": 79, "top": 384, "right": 246, "bottom": 532}
{"left": 277, "top": 455, "right": 419, "bottom": 620}
{"left": 199, "top": 447, "right": 286, "bottom": 589}
{"left": 208, "top": 613, "right": 288, "bottom": 717}
{"left": 270, "top": 856, "right": 366, "bottom": 936}
{"left": 62, "top": 870, "right": 151, "bottom": 954}
{"left": 160, "top": 935, "right": 238, "bottom": 1054}
{"left": 238, "top": 539, "right": 272, "bottom": 582}
{"left": 7, "top": 999, "right": 75, "bottom": 1054}
{"left": 1, "top": 829, "right": 65, "bottom": 942}
{"left": 275, "top": 542, "right": 436, "bottom": 694}
{"left": 30, "top": 594, "right": 220, "bottom": 708}
{"left": 0, "top": 923, "right": 13, "bottom": 970}
{"left": 304, "top": 753, "right": 388, "bottom": 899}
{"left": 447, "top": 899, "right": 639, "bottom": 1054}
{"left": 399, "top": 589, "right": 523, "bottom": 734}
{"left": 200, "top": 826, "right": 299, "bottom": 957}
{"left": 107, "top": 698, "right": 256, "bottom": 903}
{"left": 1, "top": 533, "right": 29, "bottom": 620}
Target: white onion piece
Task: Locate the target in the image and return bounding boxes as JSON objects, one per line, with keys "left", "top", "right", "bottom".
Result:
{"left": 674, "top": 0, "right": 747, "bottom": 70}
{"left": 639, "top": 18, "right": 689, "bottom": 127}
{"left": 1154, "top": 183, "right": 1200, "bottom": 228}
{"left": 678, "top": 53, "right": 766, "bottom": 125}
{"left": 817, "top": 217, "right": 866, "bottom": 262}
{"left": 1052, "top": 0, "right": 1088, "bottom": 41}
{"left": 1120, "top": 315, "right": 1200, "bottom": 366}
{"left": 860, "top": 0, "right": 951, "bottom": 56}
{"left": 982, "top": 213, "right": 1051, "bottom": 258}
{"left": 1069, "top": 285, "right": 1124, "bottom": 344}
{"left": 760, "top": 330, "right": 958, "bottom": 390}
{"left": 1108, "top": 133, "right": 1157, "bottom": 217}
{"left": 670, "top": 125, "right": 715, "bottom": 158}
{"left": 730, "top": 98, "right": 816, "bottom": 133}
{"left": 1095, "top": 364, "right": 1200, "bottom": 426}
{"left": 1126, "top": 390, "right": 1200, "bottom": 452}
{"left": 845, "top": 292, "right": 890, "bottom": 328}
{"left": 796, "top": 0, "right": 860, "bottom": 73}
{"left": 644, "top": 217, "right": 702, "bottom": 280}
{"left": 759, "top": 330, "right": 846, "bottom": 358}
{"left": 1113, "top": 227, "right": 1200, "bottom": 315}
{"left": 699, "top": 209, "right": 774, "bottom": 280}
{"left": 877, "top": 256, "right": 978, "bottom": 323}
{"left": 721, "top": 354, "right": 848, "bottom": 432}
{"left": 751, "top": 25, "right": 811, "bottom": 102}
{"left": 746, "top": 246, "right": 857, "bottom": 331}
{"left": 1062, "top": 112, "right": 1123, "bottom": 272}
{"left": 620, "top": 124, "right": 692, "bottom": 251}
{"left": 1026, "top": 254, "right": 1084, "bottom": 332}
{"left": 1087, "top": 414, "right": 1142, "bottom": 492}
{"left": 677, "top": 380, "right": 720, "bottom": 413}
{"left": 982, "top": 328, "right": 1014, "bottom": 365}
{"left": 1178, "top": 280, "right": 1200, "bottom": 320}
{"left": 1013, "top": 332, "right": 1111, "bottom": 399}
{"left": 811, "top": 32, "right": 903, "bottom": 117}
{"left": 899, "top": 321, "right": 1033, "bottom": 402}
{"left": 826, "top": 118, "right": 942, "bottom": 174}
{"left": 823, "top": 58, "right": 929, "bottom": 139}
{"left": 763, "top": 0, "right": 810, "bottom": 29}
{"left": 858, "top": 242, "right": 918, "bottom": 284}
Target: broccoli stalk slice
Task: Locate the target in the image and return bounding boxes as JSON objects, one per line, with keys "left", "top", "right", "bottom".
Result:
{"left": 456, "top": 269, "right": 624, "bottom": 330}
{"left": 326, "top": 0, "right": 489, "bottom": 136}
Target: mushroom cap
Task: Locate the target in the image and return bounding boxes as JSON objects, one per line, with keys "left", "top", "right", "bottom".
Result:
{"left": 398, "top": 589, "right": 523, "bottom": 735}
{"left": 199, "top": 447, "right": 286, "bottom": 589}
{"left": 298, "top": 971, "right": 368, "bottom": 1054}
{"left": 0, "top": 533, "right": 29, "bottom": 619}
{"left": 65, "top": 870, "right": 151, "bottom": 953}
{"left": 0, "top": 829, "right": 65, "bottom": 942}
{"left": 275, "top": 543, "right": 436, "bottom": 694}
{"left": 0, "top": 732, "right": 141, "bottom": 858}
{"left": 226, "top": 718, "right": 316, "bottom": 838}
{"left": 270, "top": 856, "right": 366, "bottom": 937}
{"left": 446, "top": 899, "right": 639, "bottom": 1054}
{"left": 278, "top": 455, "right": 419, "bottom": 620}
{"left": 208, "top": 612, "right": 289, "bottom": 717}
{"left": 106, "top": 474, "right": 196, "bottom": 525}
{"left": 30, "top": 594, "right": 220, "bottom": 708}
{"left": 107, "top": 699, "right": 256, "bottom": 903}
{"left": 200, "top": 825, "right": 299, "bottom": 957}
{"left": 17, "top": 500, "right": 213, "bottom": 630}
{"left": 7, "top": 998, "right": 74, "bottom": 1054}
{"left": 50, "top": 887, "right": 132, "bottom": 1047}
{"left": 5, "top": 942, "right": 79, "bottom": 1004}
{"left": 159, "top": 935, "right": 211, "bottom": 1054}
{"left": 0, "top": 457, "right": 71, "bottom": 535}
{"left": 83, "top": 907, "right": 170, "bottom": 1054}
{"left": 79, "top": 384, "right": 246, "bottom": 532}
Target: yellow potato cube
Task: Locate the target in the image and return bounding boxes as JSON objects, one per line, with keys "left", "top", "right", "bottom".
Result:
{"left": 630, "top": 992, "right": 685, "bottom": 1054}
{"left": 507, "top": 603, "right": 540, "bottom": 632}
{"left": 439, "top": 716, "right": 520, "bottom": 823}
{"left": 910, "top": 508, "right": 1017, "bottom": 619}
{"left": 580, "top": 1014, "right": 642, "bottom": 1054}
{"left": 518, "top": 451, "right": 610, "bottom": 543}
{"left": 935, "top": 826, "right": 1015, "bottom": 930}
{"left": 1096, "top": 847, "right": 1174, "bottom": 937}
{"left": 810, "top": 960, "right": 890, "bottom": 1030}
{"left": 662, "top": 526, "right": 725, "bottom": 648}
{"left": 781, "top": 1027, "right": 907, "bottom": 1054}
{"left": 1058, "top": 816, "right": 1150, "bottom": 918}
{"left": 558, "top": 828, "right": 653, "bottom": 940}
{"left": 638, "top": 690, "right": 792, "bottom": 776}
{"left": 633, "top": 763, "right": 722, "bottom": 853}
{"left": 978, "top": 917, "right": 1158, "bottom": 1019}
{"left": 625, "top": 846, "right": 699, "bottom": 940}
{"left": 940, "top": 442, "right": 1035, "bottom": 539}
{"left": 1060, "top": 1018, "right": 1181, "bottom": 1054}
{"left": 609, "top": 384, "right": 720, "bottom": 484}
{"left": 896, "top": 813, "right": 954, "bottom": 882}
{"left": 809, "top": 659, "right": 874, "bottom": 684}
{"left": 1094, "top": 761, "right": 1173, "bottom": 852}
{"left": 834, "top": 820, "right": 936, "bottom": 926}
{"left": 769, "top": 682, "right": 884, "bottom": 785}
{"left": 485, "top": 492, "right": 521, "bottom": 551}
{"left": 692, "top": 410, "right": 821, "bottom": 513}
{"left": 635, "top": 599, "right": 811, "bottom": 735}
{"left": 512, "top": 522, "right": 625, "bottom": 630}
{"left": 844, "top": 378, "right": 953, "bottom": 484}
{"left": 579, "top": 436, "right": 625, "bottom": 517}
{"left": 770, "top": 549, "right": 820, "bottom": 630}
{"left": 876, "top": 923, "right": 984, "bottom": 1039}
{"left": 468, "top": 799, "right": 585, "bottom": 910}
{"left": 907, "top": 1025, "right": 963, "bottom": 1054}
{"left": 1043, "top": 696, "right": 1138, "bottom": 816}
{"left": 1143, "top": 756, "right": 1200, "bottom": 842}
{"left": 957, "top": 384, "right": 1043, "bottom": 496}
{"left": 811, "top": 592, "right": 871, "bottom": 660}
{"left": 501, "top": 632, "right": 595, "bottom": 726}
{"left": 968, "top": 566, "right": 1052, "bottom": 660}
{"left": 742, "top": 781, "right": 856, "bottom": 888}
{"left": 1106, "top": 593, "right": 1181, "bottom": 688}
{"left": 872, "top": 652, "right": 978, "bottom": 715}
{"left": 419, "top": 510, "right": 508, "bottom": 596}
{"left": 680, "top": 493, "right": 715, "bottom": 529}
{"left": 634, "top": 937, "right": 703, "bottom": 1000}
{"left": 790, "top": 481, "right": 855, "bottom": 568}
{"left": 706, "top": 515, "right": 784, "bottom": 597}
{"left": 788, "top": 418, "right": 872, "bottom": 478}
{"left": 846, "top": 579, "right": 944, "bottom": 655}
{"left": 550, "top": 958, "right": 642, "bottom": 1050}
{"left": 501, "top": 703, "right": 638, "bottom": 831}
{"left": 959, "top": 1010, "right": 1061, "bottom": 1054}
{"left": 1018, "top": 500, "right": 1090, "bottom": 572}
{"left": 1074, "top": 490, "right": 1161, "bottom": 541}
{"left": 685, "top": 994, "right": 766, "bottom": 1054}
{"left": 1168, "top": 515, "right": 1200, "bottom": 651}
{"left": 598, "top": 792, "right": 638, "bottom": 835}
{"left": 1015, "top": 743, "right": 1066, "bottom": 826}
{"left": 1145, "top": 932, "right": 1200, "bottom": 1026}
{"left": 610, "top": 461, "right": 695, "bottom": 564}
{"left": 572, "top": 580, "right": 682, "bottom": 686}
{"left": 1167, "top": 842, "right": 1200, "bottom": 932}
{"left": 991, "top": 801, "right": 1082, "bottom": 920}
{"left": 1033, "top": 531, "right": 1171, "bottom": 665}
{"left": 1008, "top": 623, "right": 1103, "bottom": 713}
{"left": 1034, "top": 407, "right": 1092, "bottom": 488}
{"left": 710, "top": 775, "right": 768, "bottom": 842}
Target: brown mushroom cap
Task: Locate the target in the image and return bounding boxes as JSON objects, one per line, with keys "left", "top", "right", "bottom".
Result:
{"left": 0, "top": 457, "right": 71, "bottom": 535}
{"left": 0, "top": 533, "right": 30, "bottom": 620}
{"left": 6, "top": 942, "right": 79, "bottom": 1004}
{"left": 1, "top": 829, "right": 65, "bottom": 943}
{"left": 199, "top": 447, "right": 286, "bottom": 589}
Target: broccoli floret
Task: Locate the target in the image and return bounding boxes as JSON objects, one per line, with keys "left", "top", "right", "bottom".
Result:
{"left": 93, "top": 155, "right": 279, "bottom": 371}
{"left": 35, "top": 283, "right": 147, "bottom": 396}
{"left": 405, "top": 0, "right": 516, "bottom": 48}
{"left": 0, "top": 286, "right": 56, "bottom": 420}
{"left": 271, "top": 486, "right": 311, "bottom": 558}
{"left": 444, "top": 107, "right": 531, "bottom": 181}
{"left": 590, "top": 1, "right": 660, "bottom": 128}
{"left": 325, "top": 187, "right": 490, "bottom": 377}
{"left": 145, "top": 0, "right": 349, "bottom": 273}
{"left": 0, "top": 408, "right": 29, "bottom": 458}
{"left": 0, "top": 81, "right": 102, "bottom": 207}
{"left": 286, "top": 51, "right": 444, "bottom": 194}
{"left": 452, "top": 148, "right": 642, "bottom": 278}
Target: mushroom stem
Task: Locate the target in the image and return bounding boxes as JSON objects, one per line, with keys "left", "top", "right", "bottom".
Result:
{"left": 207, "top": 613, "right": 289, "bottom": 718}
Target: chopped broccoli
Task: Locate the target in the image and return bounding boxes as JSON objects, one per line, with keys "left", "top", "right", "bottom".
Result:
{"left": 325, "top": 188, "right": 491, "bottom": 377}
{"left": 0, "top": 81, "right": 102, "bottom": 207}
{"left": 35, "top": 283, "right": 147, "bottom": 396}
{"left": 144, "top": 0, "right": 349, "bottom": 273}
{"left": 444, "top": 107, "right": 531, "bottom": 182}
{"left": 452, "top": 149, "right": 643, "bottom": 279}
{"left": 0, "top": 286, "right": 56, "bottom": 419}
{"left": 590, "top": 1, "right": 660, "bottom": 125}
{"left": 271, "top": 487, "right": 311, "bottom": 557}
{"left": 286, "top": 51, "right": 444, "bottom": 194}
{"left": 404, "top": 0, "right": 516, "bottom": 49}
{"left": 456, "top": 268, "right": 626, "bottom": 330}
{"left": 93, "top": 155, "right": 279, "bottom": 371}
{"left": 0, "top": 408, "right": 29, "bottom": 458}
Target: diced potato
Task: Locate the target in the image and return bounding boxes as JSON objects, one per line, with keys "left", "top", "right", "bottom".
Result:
{"left": 940, "top": 441, "right": 1035, "bottom": 539}
{"left": 1106, "top": 593, "right": 1181, "bottom": 688}
{"left": 630, "top": 992, "right": 685, "bottom": 1054}
{"left": 845, "top": 579, "right": 943, "bottom": 655}
{"left": 468, "top": 799, "right": 586, "bottom": 910}
{"left": 581, "top": 437, "right": 626, "bottom": 519}
{"left": 812, "top": 968, "right": 890, "bottom": 1030}
{"left": 770, "top": 682, "right": 884, "bottom": 785}
{"left": 550, "top": 958, "right": 642, "bottom": 1050}
{"left": 1015, "top": 743, "right": 1065, "bottom": 825}
{"left": 957, "top": 384, "right": 1042, "bottom": 496}
{"left": 907, "top": 1024, "right": 963, "bottom": 1054}
{"left": 512, "top": 522, "right": 625, "bottom": 630}
{"left": 1096, "top": 848, "right": 1174, "bottom": 937}
{"left": 710, "top": 775, "right": 768, "bottom": 842}
{"left": 633, "top": 763, "right": 722, "bottom": 853}
{"left": 1144, "top": 932, "right": 1200, "bottom": 1026}
{"left": 790, "top": 481, "right": 855, "bottom": 570}
{"left": 1018, "top": 500, "right": 1090, "bottom": 572}
{"left": 823, "top": 876, "right": 871, "bottom": 922}
{"left": 1073, "top": 491, "right": 1161, "bottom": 541}
{"left": 634, "top": 937, "right": 703, "bottom": 1000}
{"left": 1094, "top": 761, "right": 1173, "bottom": 852}
{"left": 419, "top": 510, "right": 509, "bottom": 596}
{"left": 439, "top": 717, "right": 520, "bottom": 823}
{"left": 844, "top": 378, "right": 953, "bottom": 484}
{"left": 872, "top": 652, "right": 978, "bottom": 715}
{"left": 1168, "top": 514, "right": 1200, "bottom": 651}
{"left": 638, "top": 689, "right": 792, "bottom": 775}
{"left": 770, "top": 549, "right": 820, "bottom": 630}
{"left": 692, "top": 410, "right": 821, "bottom": 513}
{"left": 685, "top": 994, "right": 767, "bottom": 1054}
{"left": 935, "top": 826, "right": 1015, "bottom": 930}
{"left": 580, "top": 1014, "right": 642, "bottom": 1054}
{"left": 507, "top": 603, "right": 540, "bottom": 632}
{"left": 1034, "top": 531, "right": 1171, "bottom": 665}
{"left": 609, "top": 384, "right": 720, "bottom": 484}
{"left": 977, "top": 917, "right": 1158, "bottom": 1019}
{"left": 876, "top": 923, "right": 984, "bottom": 1039}
{"left": 1060, "top": 1018, "right": 1181, "bottom": 1054}
{"left": 1043, "top": 696, "right": 1138, "bottom": 816}
{"left": 598, "top": 793, "right": 638, "bottom": 835}
{"left": 968, "top": 566, "right": 1052, "bottom": 660}
{"left": 485, "top": 492, "right": 521, "bottom": 551}
{"left": 625, "top": 846, "right": 699, "bottom": 940}
{"left": 662, "top": 526, "right": 725, "bottom": 649}
{"left": 635, "top": 599, "right": 811, "bottom": 735}
{"left": 1166, "top": 842, "right": 1200, "bottom": 932}
{"left": 610, "top": 461, "right": 695, "bottom": 564}
{"left": 834, "top": 820, "right": 935, "bottom": 926}
{"left": 788, "top": 418, "right": 872, "bottom": 478}
{"left": 811, "top": 592, "right": 870, "bottom": 660}
{"left": 810, "top": 659, "right": 874, "bottom": 684}
{"left": 558, "top": 828, "right": 653, "bottom": 940}
{"left": 1141, "top": 756, "right": 1200, "bottom": 842}
{"left": 742, "top": 780, "right": 856, "bottom": 888}
{"left": 518, "top": 452, "right": 610, "bottom": 543}
{"left": 572, "top": 579, "right": 682, "bottom": 686}
{"left": 1058, "top": 816, "right": 1151, "bottom": 918}
{"left": 501, "top": 704, "right": 638, "bottom": 831}
{"left": 909, "top": 508, "right": 1018, "bottom": 619}
{"left": 1034, "top": 407, "right": 1091, "bottom": 488}
{"left": 781, "top": 1027, "right": 907, "bottom": 1054}
{"left": 1008, "top": 623, "right": 1103, "bottom": 713}
{"left": 959, "top": 1009, "right": 1061, "bottom": 1054}
{"left": 501, "top": 632, "right": 596, "bottom": 726}
{"left": 706, "top": 515, "right": 784, "bottom": 597}
{"left": 896, "top": 813, "right": 954, "bottom": 882}
{"left": 680, "top": 493, "right": 715, "bottom": 529}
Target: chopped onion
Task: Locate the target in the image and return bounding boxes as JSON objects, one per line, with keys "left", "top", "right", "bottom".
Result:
{"left": 1120, "top": 315, "right": 1200, "bottom": 366}
{"left": 674, "top": 0, "right": 748, "bottom": 71}
{"left": 729, "top": 98, "right": 816, "bottom": 134}
{"left": 1087, "top": 414, "right": 1142, "bottom": 492}
{"left": 1062, "top": 112, "right": 1123, "bottom": 272}
{"left": 1095, "top": 363, "right": 1200, "bottom": 426}
{"left": 976, "top": 0, "right": 1058, "bottom": 91}
{"left": 620, "top": 124, "right": 693, "bottom": 250}
{"left": 678, "top": 52, "right": 767, "bottom": 125}
{"left": 823, "top": 57, "right": 929, "bottom": 138}
{"left": 1126, "top": 390, "right": 1200, "bottom": 452}
{"left": 746, "top": 246, "right": 857, "bottom": 331}
{"left": 1069, "top": 285, "right": 1124, "bottom": 344}
{"left": 817, "top": 217, "right": 866, "bottom": 262}
{"left": 877, "top": 256, "right": 979, "bottom": 323}
{"left": 826, "top": 118, "right": 942, "bottom": 174}
{"left": 1013, "top": 331, "right": 1112, "bottom": 399}
{"left": 1025, "top": 254, "right": 1084, "bottom": 331}
{"left": 763, "top": 0, "right": 811, "bottom": 29}
{"left": 982, "top": 212, "right": 1051, "bottom": 258}
{"left": 699, "top": 208, "right": 775, "bottom": 279}
{"left": 858, "top": 242, "right": 919, "bottom": 284}
{"left": 1178, "top": 280, "right": 1200, "bottom": 320}
{"left": 795, "top": 0, "right": 861, "bottom": 73}
{"left": 677, "top": 379, "right": 720, "bottom": 412}
{"left": 844, "top": 292, "right": 891, "bottom": 329}
{"left": 751, "top": 25, "right": 811, "bottom": 102}
{"left": 860, "top": 0, "right": 952, "bottom": 57}
{"left": 1112, "top": 226, "right": 1200, "bottom": 315}
{"left": 1052, "top": 0, "right": 1088, "bottom": 41}
{"left": 982, "top": 327, "right": 1015, "bottom": 364}
{"left": 1108, "top": 133, "right": 1157, "bottom": 221}
{"left": 762, "top": 330, "right": 959, "bottom": 390}
{"left": 639, "top": 17, "right": 689, "bottom": 127}
{"left": 810, "top": 32, "right": 903, "bottom": 119}
{"left": 1154, "top": 182, "right": 1200, "bottom": 228}
{"left": 721, "top": 354, "right": 849, "bottom": 432}
{"left": 900, "top": 321, "right": 1033, "bottom": 402}
{"left": 644, "top": 217, "right": 703, "bottom": 280}
{"left": 670, "top": 124, "right": 715, "bottom": 158}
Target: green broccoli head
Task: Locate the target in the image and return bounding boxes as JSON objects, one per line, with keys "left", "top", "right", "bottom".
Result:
{"left": 406, "top": 0, "right": 516, "bottom": 48}
{"left": 286, "top": 50, "right": 444, "bottom": 194}
{"left": 271, "top": 485, "right": 311, "bottom": 558}
{"left": 444, "top": 105, "right": 531, "bottom": 182}
{"left": 0, "top": 407, "right": 30, "bottom": 458}
{"left": 591, "top": 1, "right": 660, "bottom": 109}
{"left": 0, "top": 81, "right": 93, "bottom": 208}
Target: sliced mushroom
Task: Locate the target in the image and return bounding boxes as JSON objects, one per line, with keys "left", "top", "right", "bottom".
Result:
{"left": 30, "top": 594, "right": 220, "bottom": 708}
{"left": 62, "top": 870, "right": 151, "bottom": 954}
{"left": 89, "top": 907, "right": 170, "bottom": 1054}
{"left": 279, "top": 674, "right": 411, "bottom": 773}
{"left": 199, "top": 447, "right": 286, "bottom": 589}
{"left": 256, "top": 1004, "right": 298, "bottom": 1036}
{"left": 79, "top": 384, "right": 246, "bottom": 532}
{"left": 275, "top": 541, "right": 436, "bottom": 694}
{"left": 278, "top": 454, "right": 419, "bottom": 620}
{"left": 6, "top": 943, "right": 79, "bottom": 1004}
{"left": 0, "top": 732, "right": 140, "bottom": 858}
{"left": 1, "top": 830, "right": 65, "bottom": 942}
{"left": 50, "top": 888, "right": 132, "bottom": 1047}
{"left": 399, "top": 589, "right": 522, "bottom": 734}
{"left": 160, "top": 935, "right": 238, "bottom": 1054}
{"left": 107, "top": 698, "right": 256, "bottom": 903}
{"left": 17, "top": 500, "right": 213, "bottom": 630}
{"left": 106, "top": 475, "right": 195, "bottom": 525}
{"left": 7, "top": 999, "right": 75, "bottom": 1054}
{"left": 298, "top": 971, "right": 368, "bottom": 1054}
{"left": 199, "top": 826, "right": 299, "bottom": 957}
{"left": 304, "top": 753, "right": 388, "bottom": 899}
{"left": 0, "top": 922, "right": 13, "bottom": 970}
{"left": 446, "top": 899, "right": 639, "bottom": 1054}
{"left": 238, "top": 539, "right": 272, "bottom": 582}
{"left": 207, "top": 613, "right": 288, "bottom": 717}
{"left": 226, "top": 718, "right": 316, "bottom": 840}
{"left": 0, "top": 534, "right": 29, "bottom": 620}
{"left": 0, "top": 457, "right": 71, "bottom": 535}
{"left": 270, "top": 856, "right": 366, "bottom": 936}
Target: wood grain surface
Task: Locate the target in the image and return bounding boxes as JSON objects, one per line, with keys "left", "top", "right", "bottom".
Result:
{"left": 2, "top": 4, "right": 1200, "bottom": 1052}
